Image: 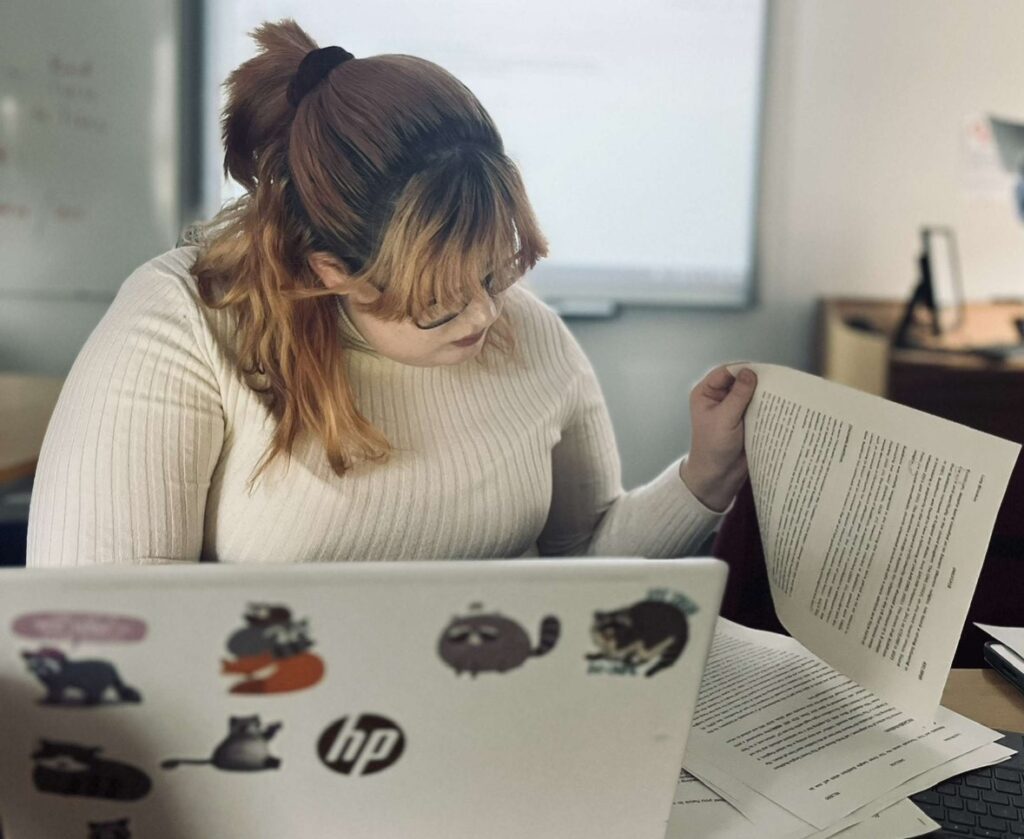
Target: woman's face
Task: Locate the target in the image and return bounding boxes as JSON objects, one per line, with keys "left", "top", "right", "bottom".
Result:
{"left": 341, "top": 279, "right": 507, "bottom": 367}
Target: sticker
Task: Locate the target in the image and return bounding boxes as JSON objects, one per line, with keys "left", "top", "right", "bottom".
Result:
{"left": 437, "top": 604, "right": 560, "bottom": 676}
{"left": 87, "top": 819, "right": 131, "bottom": 839}
{"left": 585, "top": 589, "right": 697, "bottom": 678}
{"left": 22, "top": 648, "right": 142, "bottom": 706}
{"left": 222, "top": 603, "right": 324, "bottom": 694}
{"left": 13, "top": 612, "right": 146, "bottom": 646}
{"left": 32, "top": 740, "right": 151, "bottom": 801}
{"left": 317, "top": 714, "right": 405, "bottom": 776}
{"left": 161, "top": 715, "right": 282, "bottom": 771}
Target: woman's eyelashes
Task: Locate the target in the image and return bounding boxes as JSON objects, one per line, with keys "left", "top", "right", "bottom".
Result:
{"left": 417, "top": 275, "right": 499, "bottom": 330}
{"left": 420, "top": 312, "right": 458, "bottom": 329}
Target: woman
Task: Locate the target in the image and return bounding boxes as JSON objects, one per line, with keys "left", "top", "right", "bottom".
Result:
{"left": 26, "top": 19, "right": 755, "bottom": 567}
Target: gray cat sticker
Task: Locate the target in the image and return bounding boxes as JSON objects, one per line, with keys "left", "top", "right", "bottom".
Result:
{"left": 21, "top": 648, "right": 142, "bottom": 706}
{"left": 162, "top": 715, "right": 282, "bottom": 771}
{"left": 438, "top": 604, "right": 560, "bottom": 676}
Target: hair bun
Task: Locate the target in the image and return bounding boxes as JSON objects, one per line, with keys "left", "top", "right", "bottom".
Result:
{"left": 287, "top": 46, "right": 355, "bottom": 108}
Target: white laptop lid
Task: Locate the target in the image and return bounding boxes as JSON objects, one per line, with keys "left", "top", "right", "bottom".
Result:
{"left": 0, "top": 558, "right": 726, "bottom": 839}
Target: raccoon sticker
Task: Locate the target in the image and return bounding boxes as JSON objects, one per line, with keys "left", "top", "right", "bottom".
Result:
{"left": 586, "top": 589, "right": 698, "bottom": 678}
{"left": 21, "top": 648, "right": 142, "bottom": 706}
{"left": 438, "top": 604, "right": 560, "bottom": 677}
{"left": 31, "top": 740, "right": 151, "bottom": 801}
{"left": 13, "top": 612, "right": 147, "bottom": 707}
{"left": 221, "top": 603, "right": 325, "bottom": 694}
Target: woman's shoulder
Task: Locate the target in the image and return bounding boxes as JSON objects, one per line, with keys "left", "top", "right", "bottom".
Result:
{"left": 88, "top": 245, "right": 226, "bottom": 374}
{"left": 112, "top": 245, "right": 227, "bottom": 346}
{"left": 115, "top": 244, "right": 205, "bottom": 313}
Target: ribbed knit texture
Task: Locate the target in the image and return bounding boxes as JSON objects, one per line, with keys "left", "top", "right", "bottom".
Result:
{"left": 26, "top": 246, "right": 727, "bottom": 566}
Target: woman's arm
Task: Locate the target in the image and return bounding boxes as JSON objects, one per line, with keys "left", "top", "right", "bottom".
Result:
{"left": 26, "top": 263, "right": 225, "bottom": 566}
{"left": 536, "top": 336, "right": 750, "bottom": 558}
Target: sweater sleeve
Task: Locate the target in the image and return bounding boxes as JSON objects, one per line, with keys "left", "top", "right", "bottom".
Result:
{"left": 26, "top": 258, "right": 225, "bottom": 566}
{"left": 536, "top": 324, "right": 730, "bottom": 558}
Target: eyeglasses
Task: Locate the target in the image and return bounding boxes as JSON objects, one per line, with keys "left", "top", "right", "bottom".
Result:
{"left": 414, "top": 274, "right": 500, "bottom": 330}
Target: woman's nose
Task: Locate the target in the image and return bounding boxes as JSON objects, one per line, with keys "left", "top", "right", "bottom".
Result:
{"left": 462, "top": 290, "right": 498, "bottom": 331}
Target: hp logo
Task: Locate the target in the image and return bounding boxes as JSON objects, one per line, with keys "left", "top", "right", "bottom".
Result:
{"left": 317, "top": 714, "right": 405, "bottom": 776}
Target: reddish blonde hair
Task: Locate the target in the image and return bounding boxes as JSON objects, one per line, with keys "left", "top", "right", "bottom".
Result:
{"left": 188, "top": 19, "right": 549, "bottom": 480}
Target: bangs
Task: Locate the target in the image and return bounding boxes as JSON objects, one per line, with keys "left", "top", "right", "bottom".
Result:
{"left": 357, "top": 147, "right": 548, "bottom": 322}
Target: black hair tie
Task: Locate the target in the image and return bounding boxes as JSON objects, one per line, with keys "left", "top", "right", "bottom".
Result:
{"left": 287, "top": 46, "right": 355, "bottom": 108}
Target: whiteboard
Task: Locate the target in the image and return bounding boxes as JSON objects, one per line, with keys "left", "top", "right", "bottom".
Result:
{"left": 206, "top": 0, "right": 766, "bottom": 308}
{"left": 0, "top": 0, "right": 188, "bottom": 298}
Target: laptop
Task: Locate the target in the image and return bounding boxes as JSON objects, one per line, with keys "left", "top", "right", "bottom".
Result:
{"left": 0, "top": 557, "right": 726, "bottom": 839}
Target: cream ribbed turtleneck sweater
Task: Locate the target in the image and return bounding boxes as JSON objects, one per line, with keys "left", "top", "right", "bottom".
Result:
{"left": 26, "top": 246, "right": 727, "bottom": 566}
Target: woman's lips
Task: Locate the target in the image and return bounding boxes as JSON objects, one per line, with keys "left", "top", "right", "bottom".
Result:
{"left": 452, "top": 330, "right": 485, "bottom": 347}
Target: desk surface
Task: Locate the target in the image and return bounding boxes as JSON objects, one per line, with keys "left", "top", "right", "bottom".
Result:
{"left": 822, "top": 297, "right": 1024, "bottom": 371}
{"left": 0, "top": 374, "right": 63, "bottom": 483}
{"left": 944, "top": 669, "right": 1024, "bottom": 731}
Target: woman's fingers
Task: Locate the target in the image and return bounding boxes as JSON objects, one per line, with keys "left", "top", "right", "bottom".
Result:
{"left": 717, "top": 368, "right": 757, "bottom": 428}
{"left": 700, "top": 365, "right": 735, "bottom": 392}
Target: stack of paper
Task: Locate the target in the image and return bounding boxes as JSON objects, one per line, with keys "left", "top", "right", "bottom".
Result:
{"left": 668, "top": 364, "right": 1021, "bottom": 838}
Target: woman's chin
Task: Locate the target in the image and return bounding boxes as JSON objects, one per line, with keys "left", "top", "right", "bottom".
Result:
{"left": 440, "top": 343, "right": 483, "bottom": 365}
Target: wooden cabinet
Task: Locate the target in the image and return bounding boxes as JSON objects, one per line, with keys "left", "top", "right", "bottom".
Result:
{"left": 0, "top": 374, "right": 63, "bottom": 484}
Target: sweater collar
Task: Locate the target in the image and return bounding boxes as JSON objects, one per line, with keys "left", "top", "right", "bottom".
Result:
{"left": 335, "top": 296, "right": 378, "bottom": 357}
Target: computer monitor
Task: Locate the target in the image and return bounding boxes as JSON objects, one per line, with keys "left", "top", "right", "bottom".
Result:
{"left": 893, "top": 226, "right": 964, "bottom": 347}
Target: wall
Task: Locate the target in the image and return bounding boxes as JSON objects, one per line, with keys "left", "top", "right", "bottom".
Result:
{"left": 3, "top": 0, "right": 1023, "bottom": 491}
{"left": 571, "top": 0, "right": 1024, "bottom": 487}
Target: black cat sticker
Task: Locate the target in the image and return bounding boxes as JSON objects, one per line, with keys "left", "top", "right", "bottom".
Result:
{"left": 32, "top": 740, "right": 151, "bottom": 801}
{"left": 22, "top": 648, "right": 142, "bottom": 706}
{"left": 87, "top": 819, "right": 131, "bottom": 839}
{"left": 438, "top": 604, "right": 560, "bottom": 676}
{"left": 222, "top": 603, "right": 324, "bottom": 694}
{"left": 162, "top": 715, "right": 282, "bottom": 771}
{"left": 586, "top": 589, "right": 698, "bottom": 678}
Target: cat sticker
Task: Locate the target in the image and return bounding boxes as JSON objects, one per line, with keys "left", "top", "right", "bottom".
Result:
{"left": 586, "top": 589, "right": 698, "bottom": 678}
{"left": 221, "top": 603, "right": 324, "bottom": 694}
{"left": 162, "top": 715, "right": 282, "bottom": 771}
{"left": 87, "top": 819, "right": 131, "bottom": 839}
{"left": 22, "top": 648, "right": 142, "bottom": 706}
{"left": 32, "top": 740, "right": 151, "bottom": 801}
{"left": 438, "top": 604, "right": 560, "bottom": 676}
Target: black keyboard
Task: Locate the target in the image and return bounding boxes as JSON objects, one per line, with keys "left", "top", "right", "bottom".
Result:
{"left": 910, "top": 731, "right": 1024, "bottom": 838}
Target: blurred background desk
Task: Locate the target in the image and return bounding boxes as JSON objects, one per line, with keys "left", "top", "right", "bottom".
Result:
{"left": 0, "top": 374, "right": 62, "bottom": 483}
{"left": 819, "top": 297, "right": 1024, "bottom": 400}
{"left": 0, "top": 374, "right": 63, "bottom": 565}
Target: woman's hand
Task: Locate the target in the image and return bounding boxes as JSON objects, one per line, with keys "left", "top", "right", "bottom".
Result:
{"left": 680, "top": 365, "right": 757, "bottom": 512}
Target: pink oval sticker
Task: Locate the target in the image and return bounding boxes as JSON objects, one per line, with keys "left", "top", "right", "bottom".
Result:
{"left": 12, "top": 612, "right": 147, "bottom": 645}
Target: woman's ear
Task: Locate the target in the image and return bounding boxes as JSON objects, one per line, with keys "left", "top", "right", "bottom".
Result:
{"left": 308, "top": 252, "right": 380, "bottom": 304}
